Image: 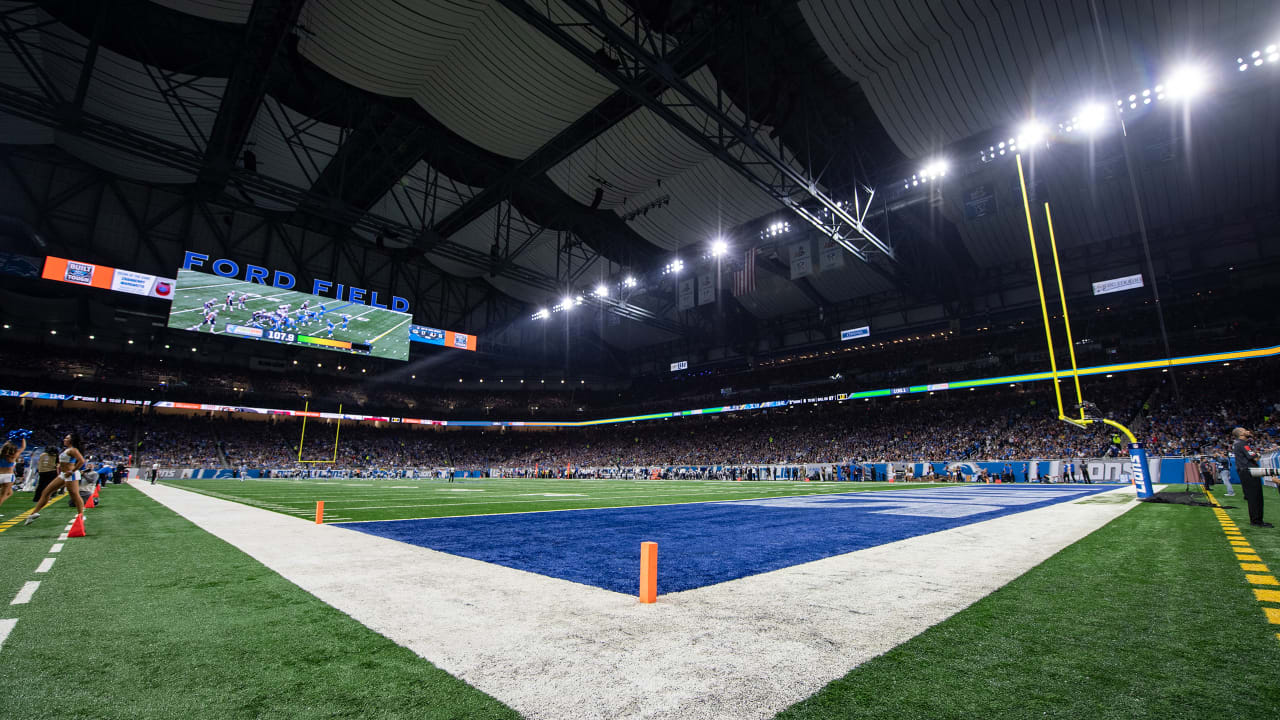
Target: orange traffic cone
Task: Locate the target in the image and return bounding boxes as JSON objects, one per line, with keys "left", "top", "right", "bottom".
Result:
{"left": 91, "top": 485, "right": 99, "bottom": 500}
{"left": 84, "top": 493, "right": 96, "bottom": 509}
{"left": 67, "top": 513, "right": 86, "bottom": 538}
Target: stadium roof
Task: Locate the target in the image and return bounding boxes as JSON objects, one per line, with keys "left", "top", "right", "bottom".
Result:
{"left": 1, "top": 0, "right": 1277, "bottom": 361}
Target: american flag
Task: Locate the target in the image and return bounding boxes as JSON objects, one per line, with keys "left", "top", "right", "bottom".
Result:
{"left": 732, "top": 248, "right": 755, "bottom": 297}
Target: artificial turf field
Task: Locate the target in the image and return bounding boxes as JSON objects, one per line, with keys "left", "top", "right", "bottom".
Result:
{"left": 162, "top": 476, "right": 968, "bottom": 522}
{"left": 167, "top": 268, "right": 412, "bottom": 361}
{"left": 1, "top": 481, "right": 1277, "bottom": 719}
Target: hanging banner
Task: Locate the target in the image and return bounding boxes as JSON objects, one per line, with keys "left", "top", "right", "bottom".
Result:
{"left": 1092, "top": 274, "right": 1144, "bottom": 296}
{"left": 963, "top": 184, "right": 997, "bottom": 219}
{"left": 697, "top": 272, "right": 715, "bottom": 306}
{"left": 841, "top": 325, "right": 870, "bottom": 342}
{"left": 678, "top": 277, "right": 696, "bottom": 310}
{"left": 818, "top": 237, "right": 844, "bottom": 272}
{"left": 790, "top": 241, "right": 813, "bottom": 279}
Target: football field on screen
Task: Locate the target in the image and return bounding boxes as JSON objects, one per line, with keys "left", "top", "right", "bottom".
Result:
{"left": 166, "top": 268, "right": 412, "bottom": 360}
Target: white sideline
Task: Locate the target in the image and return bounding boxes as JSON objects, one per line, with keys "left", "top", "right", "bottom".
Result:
{"left": 132, "top": 480, "right": 1138, "bottom": 720}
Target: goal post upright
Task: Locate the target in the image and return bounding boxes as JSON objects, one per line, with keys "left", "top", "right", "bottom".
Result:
{"left": 1016, "top": 152, "right": 1153, "bottom": 497}
{"left": 296, "top": 400, "right": 341, "bottom": 465}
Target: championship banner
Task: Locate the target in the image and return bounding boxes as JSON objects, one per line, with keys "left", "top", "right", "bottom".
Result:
{"left": 697, "top": 272, "right": 715, "bottom": 306}
{"left": 678, "top": 277, "right": 696, "bottom": 310}
{"left": 818, "top": 238, "right": 844, "bottom": 272}
{"left": 789, "top": 241, "right": 813, "bottom": 279}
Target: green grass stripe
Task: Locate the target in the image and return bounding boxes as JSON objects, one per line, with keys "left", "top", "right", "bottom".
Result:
{"left": 774, "top": 488, "right": 1280, "bottom": 720}
{"left": 0, "top": 485, "right": 517, "bottom": 720}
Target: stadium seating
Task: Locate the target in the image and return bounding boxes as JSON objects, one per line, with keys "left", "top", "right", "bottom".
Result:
{"left": 2, "top": 359, "right": 1275, "bottom": 475}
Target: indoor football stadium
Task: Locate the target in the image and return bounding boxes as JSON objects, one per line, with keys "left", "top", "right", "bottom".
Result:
{"left": 1, "top": 1, "right": 1279, "bottom": 718}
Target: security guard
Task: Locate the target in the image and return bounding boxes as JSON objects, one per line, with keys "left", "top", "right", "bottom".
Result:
{"left": 1232, "top": 427, "right": 1270, "bottom": 527}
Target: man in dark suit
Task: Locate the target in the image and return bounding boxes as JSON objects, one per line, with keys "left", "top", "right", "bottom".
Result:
{"left": 1232, "top": 427, "right": 1270, "bottom": 528}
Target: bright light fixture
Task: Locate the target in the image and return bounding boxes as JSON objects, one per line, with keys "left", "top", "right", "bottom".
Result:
{"left": 623, "top": 275, "right": 636, "bottom": 288}
{"left": 594, "top": 284, "right": 608, "bottom": 297}
{"left": 1075, "top": 103, "right": 1109, "bottom": 134}
{"left": 919, "top": 159, "right": 948, "bottom": 179}
{"left": 1163, "top": 64, "right": 1207, "bottom": 100}
{"left": 711, "top": 238, "right": 728, "bottom": 256}
{"left": 561, "top": 295, "right": 574, "bottom": 309}
{"left": 1016, "top": 120, "right": 1047, "bottom": 146}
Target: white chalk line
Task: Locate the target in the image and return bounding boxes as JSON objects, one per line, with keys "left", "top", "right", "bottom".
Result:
{"left": 10, "top": 581, "right": 39, "bottom": 605}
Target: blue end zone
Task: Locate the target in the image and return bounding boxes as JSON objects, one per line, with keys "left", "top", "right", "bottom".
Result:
{"left": 337, "top": 486, "right": 1114, "bottom": 595}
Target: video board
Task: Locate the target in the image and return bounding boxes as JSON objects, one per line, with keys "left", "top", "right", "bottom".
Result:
{"left": 166, "top": 269, "right": 411, "bottom": 361}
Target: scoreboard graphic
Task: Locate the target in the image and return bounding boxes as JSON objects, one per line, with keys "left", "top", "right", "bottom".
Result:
{"left": 167, "top": 269, "right": 411, "bottom": 361}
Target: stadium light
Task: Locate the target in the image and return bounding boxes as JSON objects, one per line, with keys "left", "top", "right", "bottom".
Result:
{"left": 532, "top": 308, "right": 549, "bottom": 320}
{"left": 594, "top": 284, "right": 608, "bottom": 297}
{"left": 49, "top": 329, "right": 56, "bottom": 335}
{"left": 919, "top": 159, "right": 948, "bottom": 179}
{"left": 1074, "top": 103, "right": 1110, "bottom": 134}
{"left": 561, "top": 295, "right": 574, "bottom": 310}
{"left": 128, "top": 339, "right": 134, "bottom": 344}
{"left": 1017, "top": 120, "right": 1047, "bottom": 146}
{"left": 88, "top": 335, "right": 95, "bottom": 340}
{"left": 623, "top": 275, "right": 636, "bottom": 288}
{"left": 711, "top": 238, "right": 728, "bottom": 257}
{"left": 1163, "top": 64, "right": 1208, "bottom": 100}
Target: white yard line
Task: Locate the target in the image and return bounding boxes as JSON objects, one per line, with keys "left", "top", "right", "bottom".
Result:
{"left": 0, "top": 618, "right": 16, "bottom": 651}
{"left": 34, "top": 558, "right": 55, "bottom": 573}
{"left": 10, "top": 581, "right": 39, "bottom": 605}
{"left": 49, "top": 543, "right": 64, "bottom": 553}
{"left": 133, "top": 480, "right": 1138, "bottom": 720}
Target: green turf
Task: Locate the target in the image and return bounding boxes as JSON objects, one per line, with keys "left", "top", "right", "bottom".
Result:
{"left": 162, "top": 477, "right": 965, "bottom": 522}
{"left": 0, "top": 486, "right": 518, "bottom": 720}
{"left": 168, "top": 268, "right": 411, "bottom": 361}
{"left": 773, "top": 486, "right": 1280, "bottom": 720}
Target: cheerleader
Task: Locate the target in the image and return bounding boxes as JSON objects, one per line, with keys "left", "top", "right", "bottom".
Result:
{"left": 0, "top": 435, "right": 25, "bottom": 517}
{"left": 25, "top": 433, "right": 86, "bottom": 525}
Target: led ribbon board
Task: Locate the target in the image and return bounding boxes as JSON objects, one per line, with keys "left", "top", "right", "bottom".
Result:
{"left": 4, "top": 343, "right": 1278, "bottom": 429}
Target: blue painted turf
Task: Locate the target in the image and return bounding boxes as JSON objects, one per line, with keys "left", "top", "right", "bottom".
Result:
{"left": 337, "top": 485, "right": 1114, "bottom": 595}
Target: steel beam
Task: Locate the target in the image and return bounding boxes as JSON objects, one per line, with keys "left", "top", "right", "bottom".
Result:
{"left": 497, "top": 0, "right": 893, "bottom": 264}
{"left": 198, "top": 0, "right": 308, "bottom": 191}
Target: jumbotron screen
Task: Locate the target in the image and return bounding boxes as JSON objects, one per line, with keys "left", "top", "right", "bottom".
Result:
{"left": 167, "top": 269, "right": 412, "bottom": 361}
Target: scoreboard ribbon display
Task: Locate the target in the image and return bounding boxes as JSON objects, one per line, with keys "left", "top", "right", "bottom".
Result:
{"left": 409, "top": 324, "right": 476, "bottom": 352}
{"left": 42, "top": 256, "right": 174, "bottom": 299}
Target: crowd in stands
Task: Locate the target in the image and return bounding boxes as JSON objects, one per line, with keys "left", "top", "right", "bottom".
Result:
{"left": 2, "top": 359, "right": 1275, "bottom": 476}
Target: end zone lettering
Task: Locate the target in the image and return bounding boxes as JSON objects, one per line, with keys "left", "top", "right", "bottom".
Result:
{"left": 182, "top": 252, "right": 409, "bottom": 314}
